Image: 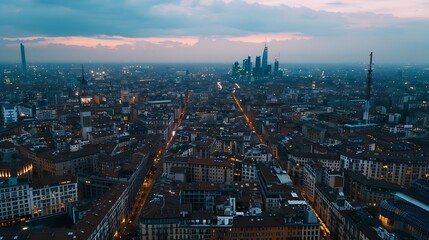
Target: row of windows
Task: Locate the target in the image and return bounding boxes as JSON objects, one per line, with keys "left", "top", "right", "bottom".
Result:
{"left": 32, "top": 189, "right": 77, "bottom": 196}
{"left": 0, "top": 187, "right": 28, "bottom": 193}
{"left": 0, "top": 199, "right": 29, "bottom": 206}
{"left": 0, "top": 206, "right": 29, "bottom": 213}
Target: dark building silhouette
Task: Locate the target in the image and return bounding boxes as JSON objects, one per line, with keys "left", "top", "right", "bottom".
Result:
{"left": 261, "top": 43, "right": 271, "bottom": 76}
{"left": 231, "top": 61, "right": 241, "bottom": 77}
{"left": 274, "top": 59, "right": 279, "bottom": 73}
{"left": 246, "top": 56, "right": 251, "bottom": 73}
{"left": 20, "top": 43, "right": 26, "bottom": 71}
{"left": 253, "top": 56, "right": 261, "bottom": 76}
{"left": 79, "top": 64, "right": 92, "bottom": 139}
{"left": 262, "top": 43, "right": 268, "bottom": 71}
{"left": 242, "top": 56, "right": 252, "bottom": 75}
{"left": 363, "top": 52, "right": 373, "bottom": 124}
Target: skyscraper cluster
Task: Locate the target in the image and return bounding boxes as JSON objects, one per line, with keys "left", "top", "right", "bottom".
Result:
{"left": 231, "top": 43, "right": 280, "bottom": 78}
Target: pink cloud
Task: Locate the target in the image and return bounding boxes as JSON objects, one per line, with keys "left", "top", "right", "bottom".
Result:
{"left": 225, "top": 32, "right": 312, "bottom": 43}
{"left": 2, "top": 36, "right": 199, "bottom": 48}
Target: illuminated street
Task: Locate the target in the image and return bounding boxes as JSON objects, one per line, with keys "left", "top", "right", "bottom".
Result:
{"left": 232, "top": 92, "right": 265, "bottom": 144}
{"left": 233, "top": 90, "right": 331, "bottom": 239}
{"left": 115, "top": 90, "right": 190, "bottom": 239}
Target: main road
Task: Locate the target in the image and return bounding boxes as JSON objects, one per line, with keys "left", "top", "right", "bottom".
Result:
{"left": 232, "top": 89, "right": 331, "bottom": 239}
{"left": 115, "top": 90, "right": 190, "bottom": 239}
{"left": 232, "top": 92, "right": 266, "bottom": 145}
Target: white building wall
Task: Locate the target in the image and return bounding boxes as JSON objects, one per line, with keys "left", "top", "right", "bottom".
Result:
{"left": 2, "top": 105, "right": 18, "bottom": 124}
{"left": 0, "top": 183, "right": 31, "bottom": 220}
{"left": 30, "top": 182, "right": 78, "bottom": 217}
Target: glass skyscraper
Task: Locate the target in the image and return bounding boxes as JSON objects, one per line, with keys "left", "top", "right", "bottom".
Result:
{"left": 262, "top": 43, "right": 268, "bottom": 71}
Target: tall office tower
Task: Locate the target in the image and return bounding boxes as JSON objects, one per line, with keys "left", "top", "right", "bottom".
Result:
{"left": 20, "top": 43, "right": 26, "bottom": 71}
{"left": 246, "top": 56, "right": 252, "bottom": 75}
{"left": 261, "top": 42, "right": 268, "bottom": 74}
{"left": 242, "top": 56, "right": 252, "bottom": 75}
{"left": 274, "top": 59, "right": 279, "bottom": 73}
{"left": 363, "top": 52, "right": 373, "bottom": 124}
{"left": 79, "top": 64, "right": 92, "bottom": 139}
{"left": 253, "top": 56, "right": 261, "bottom": 76}
{"left": 232, "top": 61, "right": 241, "bottom": 77}
{"left": 242, "top": 59, "right": 248, "bottom": 73}
{"left": 255, "top": 56, "right": 261, "bottom": 69}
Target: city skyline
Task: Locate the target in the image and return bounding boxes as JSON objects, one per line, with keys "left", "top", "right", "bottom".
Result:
{"left": 1, "top": 0, "right": 429, "bottom": 64}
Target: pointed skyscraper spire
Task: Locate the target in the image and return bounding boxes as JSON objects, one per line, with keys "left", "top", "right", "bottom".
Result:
{"left": 262, "top": 42, "right": 268, "bottom": 75}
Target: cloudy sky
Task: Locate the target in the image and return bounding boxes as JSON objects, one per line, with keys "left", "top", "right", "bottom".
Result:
{"left": 1, "top": 0, "right": 428, "bottom": 64}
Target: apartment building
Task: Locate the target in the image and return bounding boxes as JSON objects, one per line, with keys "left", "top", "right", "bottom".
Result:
{"left": 33, "top": 145, "right": 99, "bottom": 177}
{"left": 0, "top": 175, "right": 78, "bottom": 222}
{"left": 341, "top": 153, "right": 429, "bottom": 187}
{"left": 163, "top": 157, "right": 234, "bottom": 183}
{"left": 0, "top": 178, "right": 31, "bottom": 223}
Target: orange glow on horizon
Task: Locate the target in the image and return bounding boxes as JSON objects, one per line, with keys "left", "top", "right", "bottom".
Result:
{"left": 3, "top": 35, "right": 199, "bottom": 48}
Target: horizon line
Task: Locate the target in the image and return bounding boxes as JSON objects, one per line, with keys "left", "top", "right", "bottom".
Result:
{"left": 0, "top": 61, "right": 427, "bottom": 66}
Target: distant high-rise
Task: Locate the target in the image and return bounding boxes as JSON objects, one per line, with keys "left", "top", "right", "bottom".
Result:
{"left": 274, "top": 59, "right": 279, "bottom": 73}
{"left": 79, "top": 64, "right": 92, "bottom": 139}
{"left": 20, "top": 43, "right": 26, "bottom": 71}
{"left": 253, "top": 56, "right": 261, "bottom": 76}
{"left": 255, "top": 56, "right": 261, "bottom": 69}
{"left": 363, "top": 52, "right": 373, "bottom": 124}
{"left": 81, "top": 64, "right": 87, "bottom": 86}
{"left": 242, "top": 59, "right": 247, "bottom": 73}
{"left": 261, "top": 42, "right": 268, "bottom": 74}
{"left": 232, "top": 61, "right": 241, "bottom": 77}
{"left": 242, "top": 56, "right": 252, "bottom": 75}
{"left": 247, "top": 56, "right": 251, "bottom": 74}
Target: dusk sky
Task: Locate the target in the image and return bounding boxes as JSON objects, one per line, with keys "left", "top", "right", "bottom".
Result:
{"left": 1, "top": 0, "right": 429, "bottom": 64}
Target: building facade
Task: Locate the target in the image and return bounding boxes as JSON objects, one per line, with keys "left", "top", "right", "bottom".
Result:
{"left": 33, "top": 145, "right": 99, "bottom": 177}
{"left": 0, "top": 179, "right": 31, "bottom": 223}
{"left": 341, "top": 153, "right": 429, "bottom": 187}
{"left": 0, "top": 176, "right": 78, "bottom": 223}
{"left": 1, "top": 105, "right": 18, "bottom": 125}
{"left": 163, "top": 158, "right": 234, "bottom": 183}
{"left": 31, "top": 177, "right": 78, "bottom": 217}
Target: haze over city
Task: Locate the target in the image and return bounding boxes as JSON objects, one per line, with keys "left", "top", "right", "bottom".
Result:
{"left": 1, "top": 0, "right": 429, "bottom": 64}
{"left": 1, "top": 1, "right": 429, "bottom": 240}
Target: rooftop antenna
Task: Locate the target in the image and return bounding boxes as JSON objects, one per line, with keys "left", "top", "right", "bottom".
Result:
{"left": 363, "top": 52, "right": 373, "bottom": 124}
